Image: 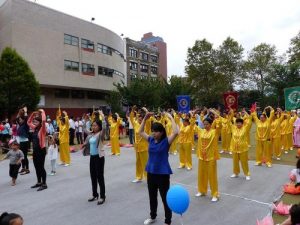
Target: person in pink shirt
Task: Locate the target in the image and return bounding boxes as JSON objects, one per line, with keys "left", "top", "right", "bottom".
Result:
{"left": 27, "top": 109, "right": 47, "bottom": 191}
{"left": 293, "top": 111, "right": 300, "bottom": 148}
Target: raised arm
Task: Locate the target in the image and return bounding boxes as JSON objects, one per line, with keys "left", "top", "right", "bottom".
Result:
{"left": 27, "top": 111, "right": 38, "bottom": 129}
{"left": 138, "top": 112, "right": 153, "bottom": 141}
{"left": 165, "top": 112, "right": 179, "bottom": 144}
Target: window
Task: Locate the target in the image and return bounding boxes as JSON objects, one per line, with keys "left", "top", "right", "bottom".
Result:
{"left": 151, "top": 55, "right": 158, "bottom": 63}
{"left": 140, "top": 52, "right": 149, "bottom": 61}
{"left": 114, "top": 70, "right": 125, "bottom": 78}
{"left": 54, "top": 89, "right": 69, "bottom": 98}
{"left": 81, "top": 39, "right": 94, "bottom": 51}
{"left": 129, "top": 61, "right": 138, "bottom": 71}
{"left": 82, "top": 63, "right": 95, "bottom": 75}
{"left": 141, "top": 74, "right": 148, "bottom": 79}
{"left": 129, "top": 48, "right": 138, "bottom": 58}
{"left": 98, "top": 66, "right": 114, "bottom": 77}
{"left": 140, "top": 64, "right": 149, "bottom": 73}
{"left": 151, "top": 66, "right": 158, "bottom": 75}
{"left": 64, "top": 60, "right": 79, "bottom": 71}
{"left": 87, "top": 91, "right": 108, "bottom": 100}
{"left": 71, "top": 90, "right": 85, "bottom": 99}
{"left": 64, "top": 34, "right": 79, "bottom": 46}
{"left": 130, "top": 73, "right": 137, "bottom": 81}
{"left": 97, "top": 43, "right": 112, "bottom": 55}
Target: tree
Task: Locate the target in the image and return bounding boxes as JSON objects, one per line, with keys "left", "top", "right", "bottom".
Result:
{"left": 216, "top": 37, "right": 244, "bottom": 90}
{"left": 267, "top": 61, "right": 300, "bottom": 108}
{"left": 105, "top": 90, "right": 122, "bottom": 115}
{"left": 244, "top": 43, "right": 277, "bottom": 106}
{"left": 288, "top": 31, "right": 300, "bottom": 63}
{"left": 0, "top": 47, "right": 40, "bottom": 118}
{"left": 161, "top": 75, "right": 192, "bottom": 109}
{"left": 185, "top": 39, "right": 228, "bottom": 106}
{"left": 238, "top": 89, "right": 261, "bottom": 109}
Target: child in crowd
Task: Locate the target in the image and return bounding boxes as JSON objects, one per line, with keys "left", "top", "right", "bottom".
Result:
{"left": 0, "top": 212, "right": 23, "bottom": 225}
{"left": 48, "top": 135, "right": 58, "bottom": 175}
{"left": 2, "top": 140, "right": 24, "bottom": 186}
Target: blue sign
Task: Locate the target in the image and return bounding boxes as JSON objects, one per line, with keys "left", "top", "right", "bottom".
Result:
{"left": 176, "top": 95, "right": 190, "bottom": 113}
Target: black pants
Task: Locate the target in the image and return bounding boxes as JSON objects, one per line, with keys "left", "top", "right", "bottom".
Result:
{"left": 90, "top": 155, "right": 105, "bottom": 199}
{"left": 147, "top": 173, "right": 172, "bottom": 225}
{"left": 129, "top": 129, "right": 134, "bottom": 145}
{"left": 76, "top": 132, "right": 83, "bottom": 144}
{"left": 20, "top": 141, "right": 29, "bottom": 170}
{"left": 9, "top": 164, "right": 21, "bottom": 179}
{"left": 69, "top": 128, "right": 75, "bottom": 145}
{"left": 33, "top": 148, "right": 47, "bottom": 184}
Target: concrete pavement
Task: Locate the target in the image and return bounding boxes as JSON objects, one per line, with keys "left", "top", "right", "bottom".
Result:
{"left": 0, "top": 147, "right": 292, "bottom": 225}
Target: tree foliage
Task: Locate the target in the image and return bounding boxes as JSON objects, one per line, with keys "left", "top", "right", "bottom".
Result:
{"left": 185, "top": 39, "right": 228, "bottom": 106}
{"left": 216, "top": 37, "right": 244, "bottom": 90}
{"left": 0, "top": 47, "right": 40, "bottom": 118}
{"left": 244, "top": 43, "right": 277, "bottom": 105}
{"left": 288, "top": 31, "right": 300, "bottom": 63}
{"left": 112, "top": 76, "right": 191, "bottom": 111}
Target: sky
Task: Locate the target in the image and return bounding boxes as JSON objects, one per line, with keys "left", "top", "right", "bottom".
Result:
{"left": 36, "top": 0, "right": 300, "bottom": 77}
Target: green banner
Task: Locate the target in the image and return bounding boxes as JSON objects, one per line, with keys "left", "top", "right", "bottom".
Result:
{"left": 284, "top": 86, "right": 300, "bottom": 110}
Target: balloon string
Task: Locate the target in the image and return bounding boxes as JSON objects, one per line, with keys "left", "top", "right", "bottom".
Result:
{"left": 180, "top": 215, "right": 184, "bottom": 225}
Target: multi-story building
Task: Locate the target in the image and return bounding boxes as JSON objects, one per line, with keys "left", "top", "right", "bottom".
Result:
{"left": 141, "top": 32, "right": 167, "bottom": 80}
{"left": 125, "top": 38, "right": 159, "bottom": 84}
{"left": 0, "top": 0, "right": 126, "bottom": 117}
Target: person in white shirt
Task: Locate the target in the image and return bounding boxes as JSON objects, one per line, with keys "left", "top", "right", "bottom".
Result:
{"left": 75, "top": 117, "right": 83, "bottom": 145}
{"left": 69, "top": 116, "right": 76, "bottom": 145}
{"left": 48, "top": 135, "right": 58, "bottom": 175}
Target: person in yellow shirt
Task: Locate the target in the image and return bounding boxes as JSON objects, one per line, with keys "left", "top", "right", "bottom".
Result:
{"left": 56, "top": 109, "right": 71, "bottom": 166}
{"left": 165, "top": 113, "right": 178, "bottom": 155}
{"left": 130, "top": 106, "right": 151, "bottom": 183}
{"left": 252, "top": 106, "right": 274, "bottom": 168}
{"left": 281, "top": 112, "right": 296, "bottom": 154}
{"left": 230, "top": 114, "right": 252, "bottom": 180}
{"left": 241, "top": 109, "right": 253, "bottom": 147}
{"left": 287, "top": 111, "right": 297, "bottom": 152}
{"left": 270, "top": 109, "right": 284, "bottom": 160}
{"left": 220, "top": 111, "right": 232, "bottom": 154}
{"left": 195, "top": 111, "right": 221, "bottom": 202}
{"left": 108, "top": 113, "right": 122, "bottom": 156}
{"left": 177, "top": 112, "right": 195, "bottom": 170}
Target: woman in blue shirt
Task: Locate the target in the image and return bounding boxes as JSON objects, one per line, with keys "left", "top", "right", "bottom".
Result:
{"left": 139, "top": 111, "right": 179, "bottom": 225}
{"left": 82, "top": 111, "right": 106, "bottom": 206}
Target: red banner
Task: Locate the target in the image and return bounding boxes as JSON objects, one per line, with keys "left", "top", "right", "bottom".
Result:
{"left": 223, "top": 92, "right": 238, "bottom": 110}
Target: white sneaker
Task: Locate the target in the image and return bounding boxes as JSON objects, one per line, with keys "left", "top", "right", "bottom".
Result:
{"left": 285, "top": 151, "right": 288, "bottom": 154}
{"left": 195, "top": 192, "right": 205, "bottom": 197}
{"left": 246, "top": 176, "right": 251, "bottom": 181}
{"left": 266, "top": 164, "right": 272, "bottom": 168}
{"left": 211, "top": 197, "right": 218, "bottom": 202}
{"left": 64, "top": 164, "right": 70, "bottom": 167}
{"left": 255, "top": 162, "right": 262, "bottom": 166}
{"left": 177, "top": 166, "right": 185, "bottom": 169}
{"left": 229, "top": 152, "right": 232, "bottom": 155}
{"left": 186, "top": 167, "right": 192, "bottom": 171}
{"left": 173, "top": 152, "right": 177, "bottom": 155}
{"left": 230, "top": 174, "right": 238, "bottom": 178}
{"left": 132, "top": 179, "right": 142, "bottom": 183}
{"left": 144, "top": 218, "right": 156, "bottom": 225}
{"left": 276, "top": 157, "right": 281, "bottom": 161}
{"left": 59, "top": 163, "right": 65, "bottom": 166}
{"left": 219, "top": 150, "right": 224, "bottom": 153}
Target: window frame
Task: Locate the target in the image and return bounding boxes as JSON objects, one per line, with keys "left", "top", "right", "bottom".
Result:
{"left": 64, "top": 60, "right": 79, "bottom": 72}
{"left": 81, "top": 63, "right": 95, "bottom": 75}
{"left": 81, "top": 38, "right": 95, "bottom": 52}
{"left": 64, "top": 34, "right": 79, "bottom": 46}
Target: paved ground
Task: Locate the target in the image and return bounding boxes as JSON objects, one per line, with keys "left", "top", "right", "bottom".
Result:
{"left": 0, "top": 146, "right": 293, "bottom": 225}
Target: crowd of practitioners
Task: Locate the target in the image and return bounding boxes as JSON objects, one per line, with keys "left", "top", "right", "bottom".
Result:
{"left": 1, "top": 105, "right": 300, "bottom": 225}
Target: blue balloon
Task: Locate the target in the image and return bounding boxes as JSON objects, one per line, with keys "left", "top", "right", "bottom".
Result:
{"left": 166, "top": 185, "right": 190, "bottom": 215}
